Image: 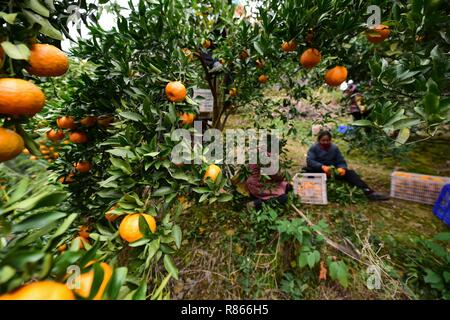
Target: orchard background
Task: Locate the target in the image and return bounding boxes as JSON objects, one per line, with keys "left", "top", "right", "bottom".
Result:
{"left": 0, "top": 0, "right": 449, "bottom": 300}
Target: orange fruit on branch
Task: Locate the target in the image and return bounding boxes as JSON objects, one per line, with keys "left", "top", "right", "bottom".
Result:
{"left": 0, "top": 281, "right": 75, "bottom": 300}
{"left": 69, "top": 131, "right": 88, "bottom": 144}
{"left": 0, "top": 128, "right": 25, "bottom": 163}
{"left": 165, "top": 81, "right": 187, "bottom": 103}
{"left": 300, "top": 48, "right": 321, "bottom": 69}
{"left": 47, "top": 129, "right": 65, "bottom": 141}
{"left": 80, "top": 115, "right": 97, "bottom": 128}
{"left": 119, "top": 213, "right": 157, "bottom": 243}
{"left": 0, "top": 78, "right": 45, "bottom": 116}
{"left": 178, "top": 112, "right": 196, "bottom": 125}
{"left": 258, "top": 74, "right": 268, "bottom": 84}
{"left": 325, "top": 66, "right": 348, "bottom": 87}
{"left": 74, "top": 262, "right": 113, "bottom": 300}
{"left": 27, "top": 44, "right": 69, "bottom": 77}
{"left": 74, "top": 160, "right": 92, "bottom": 173}
{"left": 203, "top": 39, "right": 211, "bottom": 49}
{"left": 78, "top": 225, "right": 90, "bottom": 239}
{"left": 281, "top": 40, "right": 297, "bottom": 52}
{"left": 366, "top": 24, "right": 390, "bottom": 43}
{"left": 204, "top": 164, "right": 221, "bottom": 182}
{"left": 57, "top": 116, "right": 76, "bottom": 129}
{"left": 229, "top": 88, "right": 237, "bottom": 97}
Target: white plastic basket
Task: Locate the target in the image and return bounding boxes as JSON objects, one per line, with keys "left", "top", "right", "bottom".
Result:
{"left": 390, "top": 171, "right": 450, "bottom": 205}
{"left": 293, "top": 173, "right": 328, "bottom": 205}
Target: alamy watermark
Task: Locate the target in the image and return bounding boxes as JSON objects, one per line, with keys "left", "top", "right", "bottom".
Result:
{"left": 170, "top": 122, "right": 280, "bottom": 175}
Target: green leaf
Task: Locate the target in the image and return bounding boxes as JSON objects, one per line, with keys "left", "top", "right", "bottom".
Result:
{"left": 424, "top": 269, "right": 442, "bottom": 284}
{"left": 24, "top": 0, "right": 50, "bottom": 17}
{"left": 1, "top": 41, "right": 30, "bottom": 60}
{"left": 22, "top": 9, "right": 63, "bottom": 40}
{"left": 433, "top": 232, "right": 450, "bottom": 242}
{"left": 8, "top": 178, "right": 30, "bottom": 205}
{"left": 110, "top": 157, "right": 132, "bottom": 175}
{"left": 253, "top": 41, "right": 264, "bottom": 56}
{"left": 150, "top": 274, "right": 171, "bottom": 300}
{"left": 119, "top": 111, "right": 143, "bottom": 122}
{"left": 132, "top": 281, "right": 148, "bottom": 300}
{"left": 395, "top": 128, "right": 410, "bottom": 146}
{"left": 152, "top": 187, "right": 172, "bottom": 197}
{"left": 105, "top": 267, "right": 128, "bottom": 300}
{"left": 0, "top": 12, "right": 18, "bottom": 24}
{"left": 172, "top": 225, "right": 182, "bottom": 249}
{"left": 0, "top": 266, "right": 16, "bottom": 284}
{"left": 13, "top": 211, "right": 66, "bottom": 232}
{"left": 351, "top": 119, "right": 372, "bottom": 127}
{"left": 163, "top": 255, "right": 178, "bottom": 280}
{"left": 218, "top": 193, "right": 233, "bottom": 202}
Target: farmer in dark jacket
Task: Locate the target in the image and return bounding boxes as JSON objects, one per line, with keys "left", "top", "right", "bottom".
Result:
{"left": 304, "top": 131, "right": 389, "bottom": 201}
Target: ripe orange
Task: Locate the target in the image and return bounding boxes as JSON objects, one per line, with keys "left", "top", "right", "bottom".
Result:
{"left": 74, "top": 262, "right": 113, "bottom": 300}
{"left": 57, "top": 116, "right": 76, "bottom": 129}
{"left": 119, "top": 213, "right": 157, "bottom": 243}
{"left": 47, "top": 129, "right": 65, "bottom": 141}
{"left": 69, "top": 131, "right": 88, "bottom": 144}
{"left": 204, "top": 164, "right": 221, "bottom": 182}
{"left": 179, "top": 113, "right": 196, "bottom": 125}
{"left": 0, "top": 281, "right": 74, "bottom": 300}
{"left": 325, "top": 66, "right": 348, "bottom": 87}
{"left": 300, "top": 48, "right": 321, "bottom": 69}
{"left": 182, "top": 48, "right": 193, "bottom": 59}
{"left": 281, "top": 40, "right": 297, "bottom": 52}
{"left": 22, "top": 148, "right": 30, "bottom": 155}
{"left": 52, "top": 152, "right": 59, "bottom": 159}
{"left": 57, "top": 243, "right": 67, "bottom": 253}
{"left": 203, "top": 39, "right": 211, "bottom": 49}
{"left": 229, "top": 88, "right": 237, "bottom": 97}
{"left": 78, "top": 226, "right": 90, "bottom": 239}
{"left": 366, "top": 24, "right": 390, "bottom": 43}
{"left": 105, "top": 205, "right": 119, "bottom": 222}
{"left": 80, "top": 115, "right": 97, "bottom": 128}
{"left": 29, "top": 155, "right": 38, "bottom": 161}
{"left": 258, "top": 74, "right": 268, "bottom": 84}
{"left": 165, "top": 81, "right": 187, "bottom": 103}
{"left": 0, "top": 78, "right": 45, "bottom": 116}
{"left": 97, "top": 115, "right": 114, "bottom": 128}
{"left": 74, "top": 160, "right": 92, "bottom": 173}
{"left": 239, "top": 49, "right": 249, "bottom": 60}
{"left": 27, "top": 44, "right": 69, "bottom": 77}
{"left": 0, "top": 128, "right": 25, "bottom": 163}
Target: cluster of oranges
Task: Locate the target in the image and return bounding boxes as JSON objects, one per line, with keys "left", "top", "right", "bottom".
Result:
{"left": 50, "top": 115, "right": 113, "bottom": 184}
{"left": 0, "top": 259, "right": 114, "bottom": 300}
{"left": 165, "top": 80, "right": 198, "bottom": 126}
{"left": 51, "top": 114, "right": 114, "bottom": 145}
{"left": 0, "top": 43, "right": 69, "bottom": 163}
{"left": 259, "top": 24, "right": 390, "bottom": 88}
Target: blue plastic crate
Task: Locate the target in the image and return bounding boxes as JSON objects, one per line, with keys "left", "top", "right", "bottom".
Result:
{"left": 433, "top": 184, "right": 450, "bottom": 226}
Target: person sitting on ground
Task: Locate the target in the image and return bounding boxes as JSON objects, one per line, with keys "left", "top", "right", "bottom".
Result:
{"left": 304, "top": 130, "right": 389, "bottom": 201}
{"left": 246, "top": 136, "right": 292, "bottom": 211}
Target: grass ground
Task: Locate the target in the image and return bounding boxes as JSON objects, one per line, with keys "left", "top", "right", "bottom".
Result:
{"left": 172, "top": 110, "right": 449, "bottom": 300}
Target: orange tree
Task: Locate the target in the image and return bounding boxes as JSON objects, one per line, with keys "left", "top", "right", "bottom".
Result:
{"left": 0, "top": 0, "right": 149, "bottom": 300}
